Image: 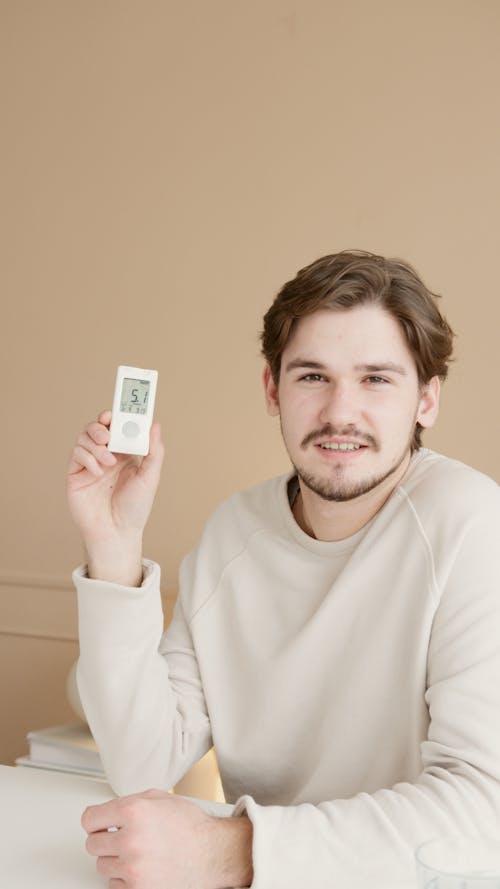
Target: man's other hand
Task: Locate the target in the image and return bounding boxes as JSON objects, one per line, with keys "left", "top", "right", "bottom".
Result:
{"left": 82, "top": 789, "right": 253, "bottom": 889}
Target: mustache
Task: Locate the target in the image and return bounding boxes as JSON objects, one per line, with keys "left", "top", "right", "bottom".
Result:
{"left": 300, "top": 424, "right": 377, "bottom": 449}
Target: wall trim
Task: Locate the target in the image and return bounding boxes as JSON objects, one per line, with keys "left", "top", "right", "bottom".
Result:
{"left": 0, "top": 572, "right": 176, "bottom": 642}
{"left": 0, "top": 571, "right": 73, "bottom": 591}
{"left": 0, "top": 629, "right": 77, "bottom": 643}
{"left": 0, "top": 571, "right": 177, "bottom": 595}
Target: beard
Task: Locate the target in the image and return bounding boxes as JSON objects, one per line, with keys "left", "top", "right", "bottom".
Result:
{"left": 293, "top": 455, "right": 409, "bottom": 502}
{"left": 286, "top": 421, "right": 416, "bottom": 503}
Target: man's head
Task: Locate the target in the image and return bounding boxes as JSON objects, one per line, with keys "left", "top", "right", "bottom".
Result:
{"left": 261, "top": 250, "right": 454, "bottom": 452}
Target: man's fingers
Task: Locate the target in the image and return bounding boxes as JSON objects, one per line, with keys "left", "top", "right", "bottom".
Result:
{"left": 97, "top": 409, "right": 112, "bottom": 426}
{"left": 82, "top": 791, "right": 168, "bottom": 837}
{"left": 86, "top": 829, "right": 121, "bottom": 857}
{"left": 68, "top": 446, "right": 105, "bottom": 478}
{"left": 82, "top": 800, "right": 125, "bottom": 834}
{"left": 140, "top": 422, "right": 164, "bottom": 477}
{"left": 77, "top": 432, "right": 117, "bottom": 467}
{"left": 148, "top": 422, "right": 164, "bottom": 458}
{"left": 86, "top": 420, "right": 111, "bottom": 446}
{"left": 96, "top": 856, "right": 122, "bottom": 877}
{"left": 68, "top": 414, "right": 116, "bottom": 478}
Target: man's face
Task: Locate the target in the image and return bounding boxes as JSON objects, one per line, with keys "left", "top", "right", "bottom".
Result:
{"left": 264, "top": 304, "right": 439, "bottom": 503}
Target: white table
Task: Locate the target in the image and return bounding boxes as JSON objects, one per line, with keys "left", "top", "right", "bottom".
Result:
{"left": 0, "top": 764, "right": 232, "bottom": 888}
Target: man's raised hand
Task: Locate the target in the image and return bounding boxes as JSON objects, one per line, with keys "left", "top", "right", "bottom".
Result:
{"left": 67, "top": 410, "right": 164, "bottom": 585}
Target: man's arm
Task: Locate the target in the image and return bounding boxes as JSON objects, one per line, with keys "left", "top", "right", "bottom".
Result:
{"left": 70, "top": 413, "right": 213, "bottom": 793}
{"left": 75, "top": 564, "right": 213, "bottom": 795}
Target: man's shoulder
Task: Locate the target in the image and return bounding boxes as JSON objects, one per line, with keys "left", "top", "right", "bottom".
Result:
{"left": 179, "top": 473, "right": 291, "bottom": 613}
{"left": 400, "top": 449, "right": 499, "bottom": 519}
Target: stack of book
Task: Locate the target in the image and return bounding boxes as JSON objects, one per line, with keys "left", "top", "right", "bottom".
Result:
{"left": 16, "top": 723, "right": 106, "bottom": 780}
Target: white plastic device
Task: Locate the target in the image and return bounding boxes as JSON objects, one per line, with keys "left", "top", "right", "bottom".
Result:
{"left": 108, "top": 365, "right": 158, "bottom": 456}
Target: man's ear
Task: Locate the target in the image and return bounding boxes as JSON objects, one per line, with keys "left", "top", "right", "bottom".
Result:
{"left": 417, "top": 375, "right": 440, "bottom": 430}
{"left": 263, "top": 363, "right": 280, "bottom": 416}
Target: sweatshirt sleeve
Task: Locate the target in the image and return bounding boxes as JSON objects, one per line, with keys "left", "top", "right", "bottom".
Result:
{"left": 75, "top": 559, "right": 212, "bottom": 796}
{"left": 233, "top": 494, "right": 500, "bottom": 889}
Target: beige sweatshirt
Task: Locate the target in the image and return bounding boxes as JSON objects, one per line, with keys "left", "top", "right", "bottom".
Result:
{"left": 75, "top": 449, "right": 500, "bottom": 888}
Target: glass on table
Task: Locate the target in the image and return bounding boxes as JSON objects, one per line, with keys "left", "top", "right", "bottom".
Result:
{"left": 416, "top": 837, "right": 500, "bottom": 888}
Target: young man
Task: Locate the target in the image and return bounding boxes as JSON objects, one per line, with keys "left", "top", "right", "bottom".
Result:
{"left": 68, "top": 251, "right": 500, "bottom": 889}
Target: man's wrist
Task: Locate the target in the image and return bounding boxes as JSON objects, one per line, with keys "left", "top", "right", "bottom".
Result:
{"left": 205, "top": 815, "right": 253, "bottom": 889}
{"left": 85, "top": 533, "right": 144, "bottom": 587}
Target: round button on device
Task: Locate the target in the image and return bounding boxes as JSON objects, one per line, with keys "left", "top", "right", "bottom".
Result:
{"left": 122, "top": 420, "right": 140, "bottom": 438}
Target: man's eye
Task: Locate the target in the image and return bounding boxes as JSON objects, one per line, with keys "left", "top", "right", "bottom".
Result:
{"left": 365, "top": 376, "right": 389, "bottom": 384}
{"left": 301, "top": 373, "right": 326, "bottom": 382}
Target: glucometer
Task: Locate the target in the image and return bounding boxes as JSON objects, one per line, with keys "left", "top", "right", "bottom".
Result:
{"left": 108, "top": 365, "right": 158, "bottom": 456}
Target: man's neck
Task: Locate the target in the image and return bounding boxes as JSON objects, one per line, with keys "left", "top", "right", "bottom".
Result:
{"left": 292, "top": 454, "right": 413, "bottom": 542}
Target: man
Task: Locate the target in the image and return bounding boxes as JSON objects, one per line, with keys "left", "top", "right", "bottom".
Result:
{"left": 68, "top": 250, "right": 500, "bottom": 889}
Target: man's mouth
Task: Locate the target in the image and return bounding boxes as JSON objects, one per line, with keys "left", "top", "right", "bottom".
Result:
{"left": 317, "top": 442, "right": 365, "bottom": 451}
{"left": 301, "top": 426, "right": 375, "bottom": 451}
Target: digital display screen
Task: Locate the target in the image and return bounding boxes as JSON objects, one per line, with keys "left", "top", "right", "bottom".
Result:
{"left": 120, "top": 378, "right": 150, "bottom": 415}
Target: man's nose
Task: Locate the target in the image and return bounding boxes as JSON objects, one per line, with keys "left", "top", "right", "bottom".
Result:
{"left": 318, "top": 382, "right": 358, "bottom": 427}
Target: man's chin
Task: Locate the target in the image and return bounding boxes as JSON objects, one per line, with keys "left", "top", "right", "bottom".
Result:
{"left": 295, "top": 460, "right": 408, "bottom": 503}
{"left": 298, "top": 476, "right": 378, "bottom": 503}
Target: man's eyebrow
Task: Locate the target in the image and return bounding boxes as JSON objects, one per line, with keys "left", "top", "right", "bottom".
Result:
{"left": 284, "top": 358, "right": 327, "bottom": 373}
{"left": 284, "top": 359, "right": 408, "bottom": 376}
{"left": 354, "top": 363, "right": 408, "bottom": 375}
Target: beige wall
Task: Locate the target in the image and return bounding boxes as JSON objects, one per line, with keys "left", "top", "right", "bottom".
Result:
{"left": 1, "top": 1, "right": 499, "bottom": 766}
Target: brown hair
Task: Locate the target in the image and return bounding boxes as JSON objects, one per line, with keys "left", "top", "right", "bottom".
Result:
{"left": 261, "top": 250, "right": 455, "bottom": 450}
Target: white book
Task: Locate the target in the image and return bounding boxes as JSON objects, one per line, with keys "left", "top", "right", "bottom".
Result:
{"left": 25, "top": 723, "right": 104, "bottom": 774}
{"left": 15, "top": 755, "right": 107, "bottom": 781}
